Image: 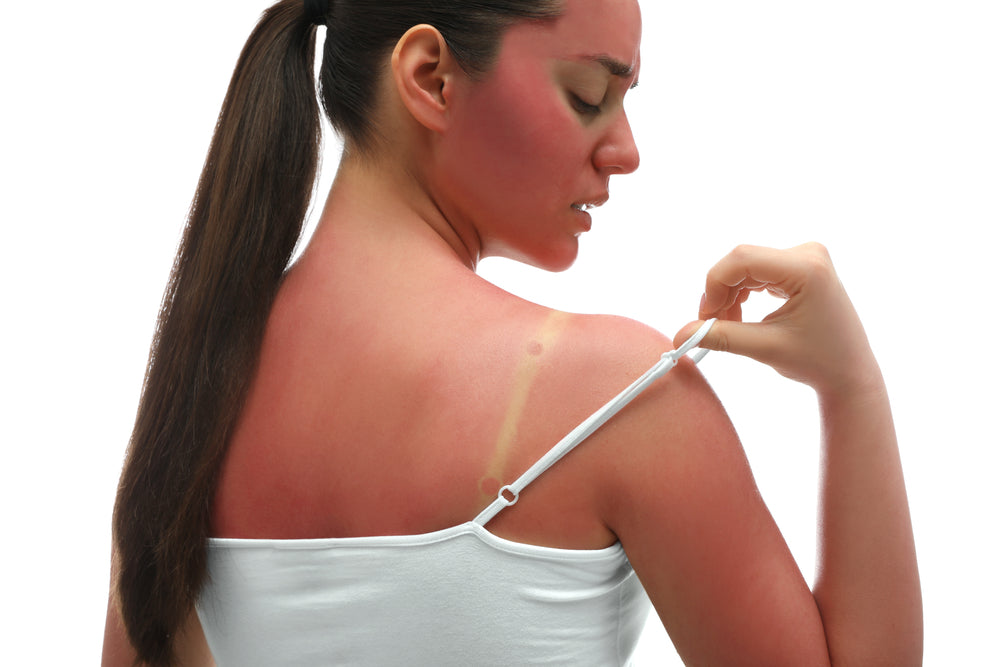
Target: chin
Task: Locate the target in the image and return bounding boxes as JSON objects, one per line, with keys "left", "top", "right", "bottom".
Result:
{"left": 489, "top": 238, "right": 580, "bottom": 273}
{"left": 537, "top": 253, "right": 578, "bottom": 273}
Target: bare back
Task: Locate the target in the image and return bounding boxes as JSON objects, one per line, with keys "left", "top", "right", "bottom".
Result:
{"left": 211, "top": 212, "right": 665, "bottom": 552}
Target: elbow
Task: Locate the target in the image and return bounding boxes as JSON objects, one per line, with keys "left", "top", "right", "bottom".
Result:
{"left": 826, "top": 619, "right": 923, "bottom": 667}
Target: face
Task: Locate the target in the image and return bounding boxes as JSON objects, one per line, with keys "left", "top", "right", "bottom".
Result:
{"left": 432, "top": 0, "right": 642, "bottom": 271}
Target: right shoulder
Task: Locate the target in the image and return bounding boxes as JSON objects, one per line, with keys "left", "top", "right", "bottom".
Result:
{"left": 543, "top": 311, "right": 679, "bottom": 392}
{"left": 569, "top": 315, "right": 831, "bottom": 663}
{"left": 548, "top": 311, "right": 740, "bottom": 499}
{"left": 533, "top": 310, "right": 743, "bottom": 521}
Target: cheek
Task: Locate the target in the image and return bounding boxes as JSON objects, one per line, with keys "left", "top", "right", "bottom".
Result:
{"left": 452, "top": 75, "right": 585, "bottom": 201}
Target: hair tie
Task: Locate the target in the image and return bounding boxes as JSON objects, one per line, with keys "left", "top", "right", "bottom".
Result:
{"left": 304, "top": 0, "right": 327, "bottom": 26}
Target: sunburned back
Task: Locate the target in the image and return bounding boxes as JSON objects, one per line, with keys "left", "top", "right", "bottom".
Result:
{"left": 210, "top": 226, "right": 659, "bottom": 551}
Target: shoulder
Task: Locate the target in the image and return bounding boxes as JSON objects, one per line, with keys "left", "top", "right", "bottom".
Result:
{"left": 545, "top": 311, "right": 678, "bottom": 388}
{"left": 528, "top": 309, "right": 742, "bottom": 517}
{"left": 554, "top": 312, "right": 746, "bottom": 531}
{"left": 548, "top": 311, "right": 738, "bottom": 485}
{"left": 548, "top": 310, "right": 721, "bottom": 428}
{"left": 561, "top": 311, "right": 673, "bottom": 356}
{"left": 563, "top": 315, "right": 829, "bottom": 663}
{"left": 520, "top": 308, "right": 716, "bottom": 426}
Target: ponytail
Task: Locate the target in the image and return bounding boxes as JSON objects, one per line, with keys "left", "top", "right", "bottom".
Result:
{"left": 112, "top": 0, "right": 564, "bottom": 663}
{"left": 112, "top": 1, "right": 321, "bottom": 663}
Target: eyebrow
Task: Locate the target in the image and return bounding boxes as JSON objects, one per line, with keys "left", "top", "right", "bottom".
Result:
{"left": 581, "top": 55, "right": 639, "bottom": 89}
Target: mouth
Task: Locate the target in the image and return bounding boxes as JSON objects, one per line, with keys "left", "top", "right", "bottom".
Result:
{"left": 570, "top": 197, "right": 606, "bottom": 234}
{"left": 571, "top": 194, "right": 609, "bottom": 213}
{"left": 571, "top": 196, "right": 608, "bottom": 234}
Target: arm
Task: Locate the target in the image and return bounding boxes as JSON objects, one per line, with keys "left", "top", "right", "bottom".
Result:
{"left": 674, "top": 243, "right": 922, "bottom": 664}
{"left": 102, "top": 552, "right": 215, "bottom": 667}
{"left": 601, "top": 342, "right": 832, "bottom": 665}
{"left": 600, "top": 243, "right": 920, "bottom": 665}
{"left": 102, "top": 587, "right": 140, "bottom": 667}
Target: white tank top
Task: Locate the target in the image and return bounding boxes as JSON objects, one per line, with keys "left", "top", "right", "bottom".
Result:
{"left": 196, "top": 322, "right": 715, "bottom": 665}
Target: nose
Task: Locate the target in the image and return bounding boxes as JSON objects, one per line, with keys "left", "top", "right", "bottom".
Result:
{"left": 593, "top": 112, "right": 640, "bottom": 175}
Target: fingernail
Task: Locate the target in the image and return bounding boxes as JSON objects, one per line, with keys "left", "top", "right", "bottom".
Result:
{"left": 699, "top": 293, "right": 707, "bottom": 313}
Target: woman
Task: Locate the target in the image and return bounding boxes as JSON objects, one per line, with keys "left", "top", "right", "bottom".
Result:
{"left": 104, "top": 0, "right": 922, "bottom": 665}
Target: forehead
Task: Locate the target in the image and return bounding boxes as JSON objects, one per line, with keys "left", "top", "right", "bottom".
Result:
{"left": 501, "top": 0, "right": 642, "bottom": 76}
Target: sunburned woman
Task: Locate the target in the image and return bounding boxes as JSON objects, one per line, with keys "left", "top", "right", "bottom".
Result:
{"left": 103, "top": 0, "right": 922, "bottom": 665}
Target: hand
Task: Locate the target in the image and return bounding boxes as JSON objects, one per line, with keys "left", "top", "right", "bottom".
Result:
{"left": 674, "top": 243, "right": 882, "bottom": 397}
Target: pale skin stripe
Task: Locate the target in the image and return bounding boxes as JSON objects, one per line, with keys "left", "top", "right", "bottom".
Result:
{"left": 478, "top": 309, "right": 571, "bottom": 505}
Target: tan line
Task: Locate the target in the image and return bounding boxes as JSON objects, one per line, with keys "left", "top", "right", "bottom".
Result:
{"left": 478, "top": 310, "right": 570, "bottom": 503}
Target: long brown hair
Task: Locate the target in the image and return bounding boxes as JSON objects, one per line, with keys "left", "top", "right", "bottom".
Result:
{"left": 112, "top": 1, "right": 561, "bottom": 664}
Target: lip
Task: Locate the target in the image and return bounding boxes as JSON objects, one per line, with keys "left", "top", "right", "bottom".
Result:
{"left": 571, "top": 206, "right": 593, "bottom": 233}
{"left": 570, "top": 193, "right": 609, "bottom": 232}
{"left": 571, "top": 193, "right": 610, "bottom": 211}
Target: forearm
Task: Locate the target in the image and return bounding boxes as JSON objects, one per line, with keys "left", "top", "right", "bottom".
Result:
{"left": 813, "top": 374, "right": 922, "bottom": 666}
{"left": 679, "top": 244, "right": 924, "bottom": 662}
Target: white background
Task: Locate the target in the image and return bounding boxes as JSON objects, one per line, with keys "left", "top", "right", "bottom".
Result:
{"left": 2, "top": 1, "right": 997, "bottom": 663}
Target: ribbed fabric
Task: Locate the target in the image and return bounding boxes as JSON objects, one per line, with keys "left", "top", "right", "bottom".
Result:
{"left": 198, "top": 524, "right": 649, "bottom": 665}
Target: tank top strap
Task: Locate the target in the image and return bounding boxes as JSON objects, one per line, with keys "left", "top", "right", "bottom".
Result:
{"left": 473, "top": 319, "right": 717, "bottom": 527}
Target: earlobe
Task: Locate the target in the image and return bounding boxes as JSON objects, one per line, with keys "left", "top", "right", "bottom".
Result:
{"left": 391, "top": 24, "right": 456, "bottom": 134}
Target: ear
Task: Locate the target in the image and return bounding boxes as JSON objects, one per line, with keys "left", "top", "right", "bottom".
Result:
{"left": 391, "top": 24, "right": 459, "bottom": 134}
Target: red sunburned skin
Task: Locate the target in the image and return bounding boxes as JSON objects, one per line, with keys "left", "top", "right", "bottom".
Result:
{"left": 430, "top": 0, "right": 641, "bottom": 271}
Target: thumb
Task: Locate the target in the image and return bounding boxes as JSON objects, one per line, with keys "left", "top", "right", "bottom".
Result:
{"left": 673, "top": 320, "right": 711, "bottom": 352}
{"left": 673, "top": 319, "right": 777, "bottom": 364}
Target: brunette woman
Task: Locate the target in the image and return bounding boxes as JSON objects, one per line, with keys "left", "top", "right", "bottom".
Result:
{"left": 104, "top": 0, "right": 921, "bottom": 665}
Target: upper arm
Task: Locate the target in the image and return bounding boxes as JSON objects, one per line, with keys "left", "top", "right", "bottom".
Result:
{"left": 102, "top": 586, "right": 140, "bottom": 667}
{"left": 591, "top": 322, "right": 832, "bottom": 665}
{"left": 102, "top": 553, "right": 215, "bottom": 667}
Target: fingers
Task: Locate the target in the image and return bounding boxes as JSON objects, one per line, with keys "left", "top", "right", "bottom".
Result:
{"left": 674, "top": 319, "right": 779, "bottom": 365}
{"left": 699, "top": 244, "right": 829, "bottom": 319}
{"left": 680, "top": 243, "right": 874, "bottom": 391}
{"left": 673, "top": 321, "right": 704, "bottom": 351}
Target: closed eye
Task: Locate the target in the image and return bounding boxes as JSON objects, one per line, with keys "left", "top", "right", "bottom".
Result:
{"left": 570, "top": 93, "right": 601, "bottom": 116}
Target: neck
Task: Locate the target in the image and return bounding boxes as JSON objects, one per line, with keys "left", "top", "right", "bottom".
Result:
{"left": 307, "top": 151, "right": 482, "bottom": 271}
